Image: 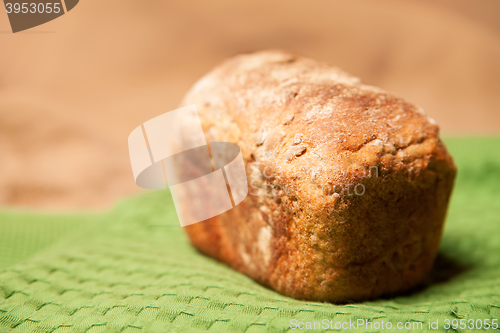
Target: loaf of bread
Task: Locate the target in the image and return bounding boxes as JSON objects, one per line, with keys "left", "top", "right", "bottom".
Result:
{"left": 180, "top": 50, "right": 456, "bottom": 302}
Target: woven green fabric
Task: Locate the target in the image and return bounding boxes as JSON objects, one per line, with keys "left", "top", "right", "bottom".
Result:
{"left": 0, "top": 137, "right": 499, "bottom": 333}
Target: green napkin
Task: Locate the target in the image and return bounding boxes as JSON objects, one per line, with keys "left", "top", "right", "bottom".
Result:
{"left": 0, "top": 137, "right": 499, "bottom": 332}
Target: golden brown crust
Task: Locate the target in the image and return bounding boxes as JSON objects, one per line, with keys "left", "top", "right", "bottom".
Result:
{"left": 181, "top": 50, "right": 457, "bottom": 302}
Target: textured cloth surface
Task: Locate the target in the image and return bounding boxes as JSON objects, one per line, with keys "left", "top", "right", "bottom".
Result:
{"left": 0, "top": 137, "right": 499, "bottom": 333}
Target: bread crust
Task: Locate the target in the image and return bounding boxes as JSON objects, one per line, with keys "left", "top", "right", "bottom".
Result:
{"left": 181, "top": 50, "right": 457, "bottom": 302}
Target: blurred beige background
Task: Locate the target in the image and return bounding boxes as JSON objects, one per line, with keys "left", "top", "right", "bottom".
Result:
{"left": 0, "top": 0, "right": 499, "bottom": 210}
